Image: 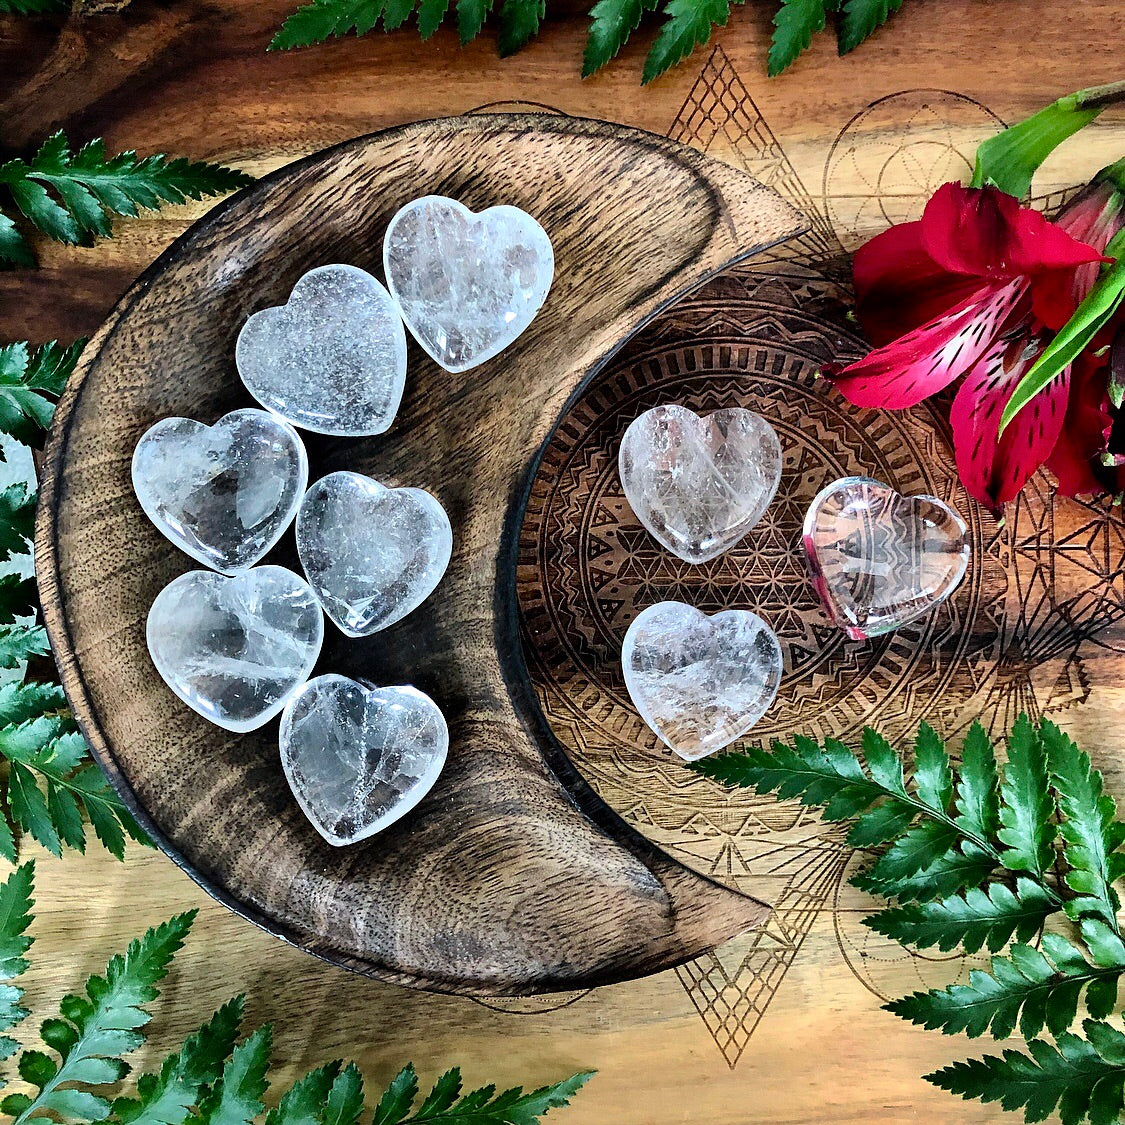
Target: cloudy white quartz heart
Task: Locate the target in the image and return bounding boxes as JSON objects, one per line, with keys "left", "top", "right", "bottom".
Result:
{"left": 622, "top": 601, "right": 783, "bottom": 760}
{"left": 619, "top": 405, "right": 782, "bottom": 564}
{"left": 803, "top": 476, "right": 970, "bottom": 640}
{"left": 383, "top": 195, "right": 554, "bottom": 372}
{"left": 280, "top": 674, "right": 448, "bottom": 846}
{"left": 132, "top": 409, "right": 307, "bottom": 575}
{"left": 236, "top": 264, "right": 407, "bottom": 436}
{"left": 146, "top": 566, "right": 324, "bottom": 732}
{"left": 296, "top": 471, "right": 452, "bottom": 637}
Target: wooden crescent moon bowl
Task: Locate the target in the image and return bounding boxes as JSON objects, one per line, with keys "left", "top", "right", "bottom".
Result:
{"left": 35, "top": 114, "right": 807, "bottom": 996}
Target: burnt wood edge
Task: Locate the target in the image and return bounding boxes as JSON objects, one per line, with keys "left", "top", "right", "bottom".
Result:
{"left": 35, "top": 113, "right": 808, "bottom": 996}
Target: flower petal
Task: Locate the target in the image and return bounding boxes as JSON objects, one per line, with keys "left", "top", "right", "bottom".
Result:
{"left": 921, "top": 182, "right": 1108, "bottom": 281}
{"left": 852, "top": 220, "right": 983, "bottom": 345}
{"left": 1047, "top": 353, "right": 1112, "bottom": 495}
{"left": 827, "top": 279, "right": 1028, "bottom": 409}
{"left": 951, "top": 330, "right": 1069, "bottom": 511}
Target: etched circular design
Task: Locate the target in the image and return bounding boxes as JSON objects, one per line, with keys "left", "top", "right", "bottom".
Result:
{"left": 517, "top": 271, "right": 998, "bottom": 837}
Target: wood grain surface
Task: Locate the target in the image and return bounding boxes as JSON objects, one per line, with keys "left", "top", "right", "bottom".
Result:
{"left": 36, "top": 113, "right": 802, "bottom": 995}
{"left": 5, "top": 1, "right": 1125, "bottom": 1121}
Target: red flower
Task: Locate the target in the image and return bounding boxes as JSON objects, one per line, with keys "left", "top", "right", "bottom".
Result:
{"left": 827, "top": 182, "right": 1108, "bottom": 512}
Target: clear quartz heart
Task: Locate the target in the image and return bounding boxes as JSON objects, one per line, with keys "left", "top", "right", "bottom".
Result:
{"left": 383, "top": 195, "right": 554, "bottom": 373}
{"left": 619, "top": 405, "right": 782, "bottom": 564}
{"left": 622, "top": 601, "right": 783, "bottom": 761}
{"left": 236, "top": 264, "right": 408, "bottom": 436}
{"left": 147, "top": 565, "right": 323, "bottom": 732}
{"left": 279, "top": 674, "right": 448, "bottom": 846}
{"left": 132, "top": 409, "right": 308, "bottom": 575}
{"left": 296, "top": 471, "right": 452, "bottom": 637}
{"left": 802, "top": 476, "right": 971, "bottom": 640}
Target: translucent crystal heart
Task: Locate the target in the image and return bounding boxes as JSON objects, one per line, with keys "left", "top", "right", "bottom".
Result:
{"left": 622, "top": 601, "right": 783, "bottom": 761}
{"left": 802, "top": 476, "right": 971, "bottom": 640}
{"left": 619, "top": 405, "right": 782, "bottom": 564}
{"left": 147, "top": 565, "right": 323, "bottom": 732}
{"left": 280, "top": 674, "right": 448, "bottom": 846}
{"left": 132, "top": 409, "right": 308, "bottom": 575}
{"left": 236, "top": 264, "right": 408, "bottom": 435}
{"left": 383, "top": 195, "right": 554, "bottom": 373}
{"left": 296, "top": 471, "right": 452, "bottom": 637}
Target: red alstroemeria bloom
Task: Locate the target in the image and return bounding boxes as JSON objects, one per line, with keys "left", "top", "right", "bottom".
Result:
{"left": 826, "top": 182, "right": 1108, "bottom": 512}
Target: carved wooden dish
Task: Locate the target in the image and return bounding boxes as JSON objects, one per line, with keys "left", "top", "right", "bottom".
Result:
{"left": 36, "top": 114, "right": 806, "bottom": 996}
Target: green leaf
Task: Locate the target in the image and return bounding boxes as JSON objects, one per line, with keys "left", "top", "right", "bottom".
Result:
{"left": 0, "top": 133, "right": 252, "bottom": 249}
{"left": 497, "top": 0, "right": 543, "bottom": 54}
{"left": 0, "top": 863, "right": 35, "bottom": 1058}
{"left": 0, "top": 340, "right": 83, "bottom": 446}
{"left": 890, "top": 931, "right": 1125, "bottom": 1041}
{"left": 972, "top": 80, "right": 1125, "bottom": 199}
{"left": 997, "top": 714, "right": 1055, "bottom": 879}
{"left": 861, "top": 819, "right": 960, "bottom": 887}
{"left": 1000, "top": 229, "right": 1125, "bottom": 437}
{"left": 852, "top": 840, "right": 996, "bottom": 904}
{"left": 13, "top": 911, "right": 195, "bottom": 1125}
{"left": 0, "top": 683, "right": 62, "bottom": 735}
{"left": 954, "top": 722, "right": 1000, "bottom": 841}
{"left": 372, "top": 1065, "right": 418, "bottom": 1125}
{"left": 1042, "top": 719, "right": 1125, "bottom": 929}
{"left": 928, "top": 1019, "right": 1125, "bottom": 1125}
{"left": 0, "top": 626, "right": 49, "bottom": 671}
{"left": 270, "top": 0, "right": 381, "bottom": 48}
{"left": 865, "top": 876, "right": 1055, "bottom": 955}
{"left": 321, "top": 1063, "right": 363, "bottom": 1125}
{"left": 911, "top": 723, "right": 953, "bottom": 814}
{"left": 642, "top": 0, "right": 731, "bottom": 84}
{"left": 455, "top": 0, "right": 492, "bottom": 43}
{"left": 416, "top": 0, "right": 450, "bottom": 36}
{"left": 0, "top": 0, "right": 69, "bottom": 14}
{"left": 0, "top": 484, "right": 36, "bottom": 563}
{"left": 113, "top": 997, "right": 243, "bottom": 1125}
{"left": 837, "top": 0, "right": 902, "bottom": 53}
{"left": 264, "top": 1062, "right": 341, "bottom": 1125}
{"left": 380, "top": 0, "right": 416, "bottom": 29}
{"left": 0, "top": 577, "right": 39, "bottom": 627}
{"left": 193, "top": 1026, "right": 272, "bottom": 1125}
{"left": 415, "top": 1068, "right": 461, "bottom": 1117}
{"left": 0, "top": 213, "right": 34, "bottom": 269}
{"left": 767, "top": 0, "right": 825, "bottom": 76}
{"left": 583, "top": 0, "right": 657, "bottom": 76}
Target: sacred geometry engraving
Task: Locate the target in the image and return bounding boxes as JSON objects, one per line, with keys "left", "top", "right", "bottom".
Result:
{"left": 507, "top": 47, "right": 1125, "bottom": 1068}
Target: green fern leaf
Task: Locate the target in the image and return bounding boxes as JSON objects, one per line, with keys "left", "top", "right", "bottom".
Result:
{"left": 269, "top": 0, "right": 383, "bottom": 48}
{"left": 861, "top": 819, "right": 961, "bottom": 886}
{"left": 192, "top": 1026, "right": 272, "bottom": 1125}
{"left": 0, "top": 683, "right": 66, "bottom": 728}
{"left": 928, "top": 1019, "right": 1125, "bottom": 1125}
{"left": 321, "top": 1063, "right": 363, "bottom": 1125}
{"left": 455, "top": 0, "right": 493, "bottom": 43}
{"left": 642, "top": 0, "right": 732, "bottom": 84}
{"left": 1042, "top": 720, "right": 1125, "bottom": 929}
{"left": 0, "top": 626, "right": 48, "bottom": 671}
{"left": 0, "top": 134, "right": 251, "bottom": 258}
{"left": 890, "top": 931, "right": 1125, "bottom": 1041}
{"left": 415, "top": 0, "right": 449, "bottom": 35}
{"left": 997, "top": 714, "right": 1056, "bottom": 879}
{"left": 852, "top": 840, "right": 996, "bottom": 904}
{"left": 112, "top": 997, "right": 244, "bottom": 1125}
{"left": 265, "top": 1063, "right": 341, "bottom": 1125}
{"left": 497, "top": 0, "right": 543, "bottom": 53}
{"left": 582, "top": 0, "right": 657, "bottom": 75}
{"left": 0, "top": 214, "right": 34, "bottom": 269}
{"left": 12, "top": 911, "right": 195, "bottom": 1125}
{"left": 0, "top": 484, "right": 35, "bottom": 562}
{"left": 768, "top": 0, "right": 826, "bottom": 76}
{"left": 837, "top": 0, "right": 902, "bottom": 53}
{"left": 0, "top": 340, "right": 83, "bottom": 446}
{"left": 371, "top": 1065, "right": 418, "bottom": 1125}
{"left": 954, "top": 721, "right": 1000, "bottom": 840}
{"left": 0, "top": 0, "right": 69, "bottom": 14}
{"left": 0, "top": 863, "right": 35, "bottom": 1069}
{"left": 911, "top": 723, "right": 953, "bottom": 814}
{"left": 0, "top": 577, "right": 38, "bottom": 627}
{"left": 865, "top": 877, "right": 1055, "bottom": 954}
{"left": 465, "top": 1070, "right": 594, "bottom": 1121}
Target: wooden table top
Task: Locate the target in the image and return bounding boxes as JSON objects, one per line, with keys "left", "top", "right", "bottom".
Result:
{"left": 4, "top": 3, "right": 1124, "bottom": 1121}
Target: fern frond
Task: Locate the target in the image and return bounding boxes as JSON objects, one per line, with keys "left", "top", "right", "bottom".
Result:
{"left": 642, "top": 0, "right": 734, "bottom": 84}
{"left": 0, "top": 484, "right": 35, "bottom": 562}
{"left": 192, "top": 1026, "right": 272, "bottom": 1125}
{"left": 0, "top": 340, "right": 83, "bottom": 447}
{"left": 997, "top": 714, "right": 1056, "bottom": 880}
{"left": 837, "top": 0, "right": 903, "bottom": 53}
{"left": 768, "top": 0, "right": 826, "bottom": 76}
{"left": 0, "top": 863, "right": 34, "bottom": 1075}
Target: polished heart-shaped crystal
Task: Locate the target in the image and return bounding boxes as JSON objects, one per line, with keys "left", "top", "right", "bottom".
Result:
{"left": 296, "top": 471, "right": 452, "bottom": 637}
{"left": 383, "top": 195, "right": 554, "bottom": 373}
{"left": 280, "top": 674, "right": 448, "bottom": 846}
{"left": 619, "top": 405, "right": 782, "bottom": 564}
{"left": 803, "top": 476, "right": 970, "bottom": 640}
{"left": 132, "top": 409, "right": 308, "bottom": 575}
{"left": 147, "top": 566, "right": 323, "bottom": 732}
{"left": 622, "top": 601, "right": 783, "bottom": 761}
{"left": 236, "top": 264, "right": 407, "bottom": 435}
